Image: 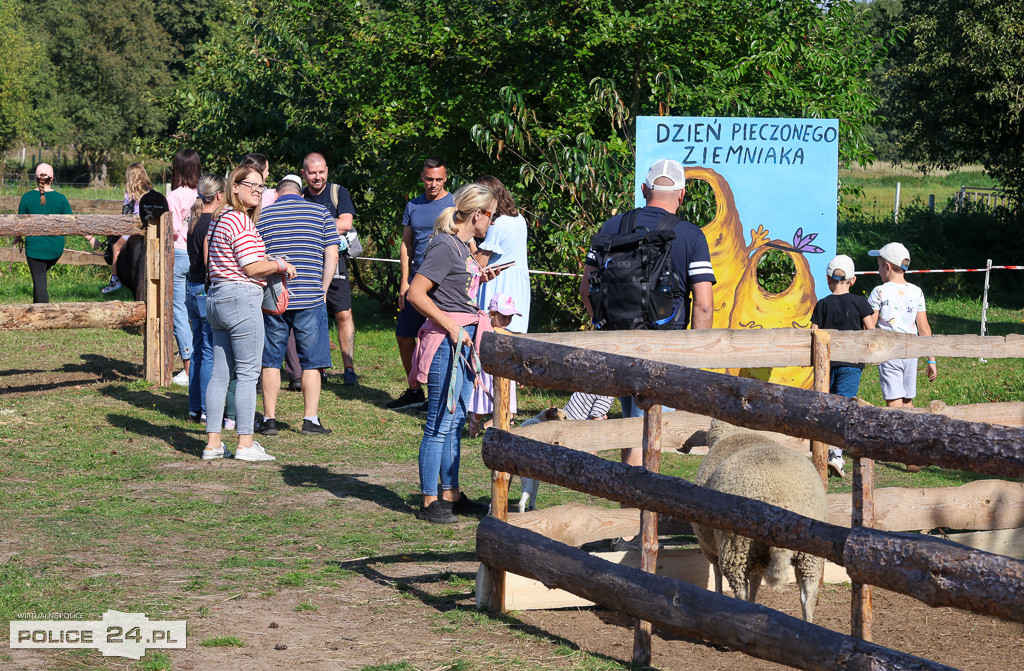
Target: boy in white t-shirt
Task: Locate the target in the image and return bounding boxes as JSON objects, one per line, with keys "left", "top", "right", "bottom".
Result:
{"left": 867, "top": 242, "right": 938, "bottom": 471}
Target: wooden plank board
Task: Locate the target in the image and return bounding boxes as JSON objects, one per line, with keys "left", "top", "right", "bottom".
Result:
{"left": 829, "top": 480, "right": 1024, "bottom": 532}
{"left": 514, "top": 328, "right": 1024, "bottom": 370}
{"left": 829, "top": 329, "right": 1024, "bottom": 363}
{"left": 512, "top": 412, "right": 809, "bottom": 454}
{"left": 903, "top": 400, "right": 1024, "bottom": 427}
{"left": 0, "top": 246, "right": 108, "bottom": 266}
{"left": 493, "top": 550, "right": 853, "bottom": 611}
{"left": 943, "top": 528, "right": 1024, "bottom": 559}
{"left": 521, "top": 329, "right": 812, "bottom": 368}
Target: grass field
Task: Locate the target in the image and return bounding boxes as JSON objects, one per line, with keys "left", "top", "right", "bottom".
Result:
{"left": 839, "top": 164, "right": 999, "bottom": 219}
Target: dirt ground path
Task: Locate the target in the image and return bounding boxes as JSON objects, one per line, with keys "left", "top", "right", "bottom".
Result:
{"left": 8, "top": 550, "right": 1022, "bottom": 670}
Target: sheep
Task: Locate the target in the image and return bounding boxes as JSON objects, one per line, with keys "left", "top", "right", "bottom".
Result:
{"left": 515, "top": 407, "right": 567, "bottom": 513}
{"left": 694, "top": 420, "right": 828, "bottom": 622}
{"left": 691, "top": 420, "right": 781, "bottom": 594}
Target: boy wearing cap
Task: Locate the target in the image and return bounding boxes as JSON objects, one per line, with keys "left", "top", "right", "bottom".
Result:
{"left": 811, "top": 254, "right": 875, "bottom": 476}
{"left": 868, "top": 243, "right": 938, "bottom": 472}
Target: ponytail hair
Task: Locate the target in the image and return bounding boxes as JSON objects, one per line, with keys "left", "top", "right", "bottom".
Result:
{"left": 434, "top": 183, "right": 495, "bottom": 234}
{"left": 189, "top": 173, "right": 227, "bottom": 233}
{"left": 226, "top": 165, "right": 263, "bottom": 224}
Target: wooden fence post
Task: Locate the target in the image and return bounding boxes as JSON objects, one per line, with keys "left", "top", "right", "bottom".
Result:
{"left": 633, "top": 403, "right": 662, "bottom": 667}
{"left": 852, "top": 455, "right": 875, "bottom": 641}
{"left": 144, "top": 212, "right": 173, "bottom": 386}
{"left": 810, "top": 329, "right": 831, "bottom": 488}
{"left": 481, "top": 374, "right": 512, "bottom": 612}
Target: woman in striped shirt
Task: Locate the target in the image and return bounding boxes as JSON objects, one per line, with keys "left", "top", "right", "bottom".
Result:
{"left": 204, "top": 164, "right": 296, "bottom": 462}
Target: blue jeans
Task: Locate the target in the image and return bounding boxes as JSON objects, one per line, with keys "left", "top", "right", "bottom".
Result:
{"left": 173, "top": 250, "right": 194, "bottom": 362}
{"left": 186, "top": 281, "right": 214, "bottom": 415}
{"left": 830, "top": 366, "right": 863, "bottom": 398}
{"left": 206, "top": 282, "right": 264, "bottom": 436}
{"left": 418, "top": 325, "right": 476, "bottom": 496}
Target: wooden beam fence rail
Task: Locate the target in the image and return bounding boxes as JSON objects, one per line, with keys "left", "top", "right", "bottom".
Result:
{"left": 477, "top": 517, "right": 957, "bottom": 671}
{"left": 522, "top": 328, "right": 1024, "bottom": 368}
{"left": 0, "top": 212, "right": 172, "bottom": 385}
{"left": 0, "top": 213, "right": 143, "bottom": 237}
{"left": 480, "top": 430, "right": 1024, "bottom": 624}
{"left": 0, "top": 301, "right": 145, "bottom": 331}
{"left": 0, "top": 196, "right": 123, "bottom": 214}
{"left": 480, "top": 332, "right": 1024, "bottom": 479}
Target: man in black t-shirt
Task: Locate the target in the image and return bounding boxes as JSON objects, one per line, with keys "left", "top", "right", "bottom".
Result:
{"left": 301, "top": 152, "right": 359, "bottom": 386}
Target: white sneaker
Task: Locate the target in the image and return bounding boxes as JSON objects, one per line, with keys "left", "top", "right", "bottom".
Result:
{"left": 100, "top": 276, "right": 123, "bottom": 294}
{"left": 235, "top": 441, "right": 276, "bottom": 462}
{"left": 172, "top": 369, "right": 189, "bottom": 386}
{"left": 202, "top": 442, "right": 231, "bottom": 461}
{"left": 828, "top": 449, "right": 846, "bottom": 478}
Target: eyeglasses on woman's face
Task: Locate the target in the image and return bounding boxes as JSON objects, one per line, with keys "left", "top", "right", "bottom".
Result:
{"left": 479, "top": 209, "right": 495, "bottom": 221}
{"left": 238, "top": 180, "right": 266, "bottom": 193}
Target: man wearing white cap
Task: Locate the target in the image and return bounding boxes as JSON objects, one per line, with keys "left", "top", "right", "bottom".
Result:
{"left": 255, "top": 175, "right": 342, "bottom": 437}
{"left": 867, "top": 242, "right": 937, "bottom": 473}
{"left": 580, "top": 160, "right": 715, "bottom": 438}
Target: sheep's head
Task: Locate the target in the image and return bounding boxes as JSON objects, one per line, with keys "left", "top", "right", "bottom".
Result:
{"left": 708, "top": 419, "right": 743, "bottom": 447}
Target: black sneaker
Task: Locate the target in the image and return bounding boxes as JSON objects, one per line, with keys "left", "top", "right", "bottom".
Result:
{"left": 445, "top": 494, "right": 490, "bottom": 516}
{"left": 386, "top": 388, "right": 426, "bottom": 410}
{"left": 301, "top": 419, "right": 332, "bottom": 436}
{"left": 287, "top": 379, "right": 301, "bottom": 392}
{"left": 256, "top": 418, "right": 278, "bottom": 436}
{"left": 416, "top": 500, "right": 457, "bottom": 524}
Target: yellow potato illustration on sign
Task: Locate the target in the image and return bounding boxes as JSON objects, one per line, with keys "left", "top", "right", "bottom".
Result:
{"left": 683, "top": 166, "right": 819, "bottom": 389}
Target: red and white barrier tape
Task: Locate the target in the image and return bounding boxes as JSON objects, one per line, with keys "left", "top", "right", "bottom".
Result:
{"left": 856, "top": 265, "right": 1024, "bottom": 275}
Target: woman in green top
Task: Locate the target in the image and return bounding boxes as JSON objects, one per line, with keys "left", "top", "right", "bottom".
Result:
{"left": 14, "top": 163, "right": 73, "bottom": 303}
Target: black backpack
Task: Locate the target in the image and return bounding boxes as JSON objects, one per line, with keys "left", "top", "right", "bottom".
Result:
{"left": 586, "top": 209, "right": 681, "bottom": 330}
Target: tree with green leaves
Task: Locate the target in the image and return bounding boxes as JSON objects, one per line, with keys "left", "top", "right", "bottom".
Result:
{"left": 170, "top": 0, "right": 886, "bottom": 323}
{"left": 884, "top": 0, "right": 1024, "bottom": 200}
{"left": 0, "top": 0, "right": 46, "bottom": 153}
{"left": 26, "top": 0, "right": 172, "bottom": 184}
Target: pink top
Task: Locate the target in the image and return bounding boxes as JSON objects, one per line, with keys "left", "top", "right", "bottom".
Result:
{"left": 167, "top": 186, "right": 198, "bottom": 250}
{"left": 207, "top": 208, "right": 267, "bottom": 286}
{"left": 408, "top": 311, "right": 492, "bottom": 386}
{"left": 261, "top": 189, "right": 278, "bottom": 208}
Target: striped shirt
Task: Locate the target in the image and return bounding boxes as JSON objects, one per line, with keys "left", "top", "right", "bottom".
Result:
{"left": 256, "top": 195, "right": 342, "bottom": 309}
{"left": 207, "top": 208, "right": 267, "bottom": 286}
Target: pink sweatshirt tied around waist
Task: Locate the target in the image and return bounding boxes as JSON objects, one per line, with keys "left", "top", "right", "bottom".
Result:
{"left": 408, "top": 311, "right": 492, "bottom": 387}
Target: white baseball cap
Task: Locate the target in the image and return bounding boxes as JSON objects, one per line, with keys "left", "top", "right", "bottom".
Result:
{"left": 825, "top": 254, "right": 856, "bottom": 281}
{"left": 869, "top": 242, "right": 911, "bottom": 271}
{"left": 280, "top": 174, "right": 303, "bottom": 187}
{"left": 644, "top": 159, "right": 686, "bottom": 191}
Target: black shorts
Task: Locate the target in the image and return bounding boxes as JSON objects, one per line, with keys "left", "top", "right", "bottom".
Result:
{"left": 395, "top": 300, "right": 427, "bottom": 339}
{"left": 326, "top": 269, "right": 352, "bottom": 314}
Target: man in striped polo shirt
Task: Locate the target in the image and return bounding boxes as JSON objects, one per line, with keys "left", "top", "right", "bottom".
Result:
{"left": 256, "top": 175, "right": 343, "bottom": 436}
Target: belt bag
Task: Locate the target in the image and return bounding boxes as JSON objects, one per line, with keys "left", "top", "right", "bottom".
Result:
{"left": 262, "top": 273, "right": 289, "bottom": 315}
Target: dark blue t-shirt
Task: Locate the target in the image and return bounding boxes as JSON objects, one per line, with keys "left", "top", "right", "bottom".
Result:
{"left": 303, "top": 182, "right": 355, "bottom": 272}
{"left": 403, "top": 192, "right": 455, "bottom": 275}
{"left": 810, "top": 292, "right": 874, "bottom": 369}
{"left": 585, "top": 206, "right": 715, "bottom": 328}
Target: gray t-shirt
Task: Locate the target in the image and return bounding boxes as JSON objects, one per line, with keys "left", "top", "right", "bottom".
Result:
{"left": 417, "top": 233, "right": 481, "bottom": 314}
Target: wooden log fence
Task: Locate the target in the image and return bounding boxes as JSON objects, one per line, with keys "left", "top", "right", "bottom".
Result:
{"left": 0, "top": 212, "right": 172, "bottom": 385}
{"left": 480, "top": 431, "right": 1024, "bottom": 623}
{"left": 477, "top": 517, "right": 958, "bottom": 671}
{"left": 0, "top": 301, "right": 146, "bottom": 331}
{"left": 0, "top": 196, "right": 123, "bottom": 214}
{"left": 476, "top": 327, "right": 1024, "bottom": 668}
